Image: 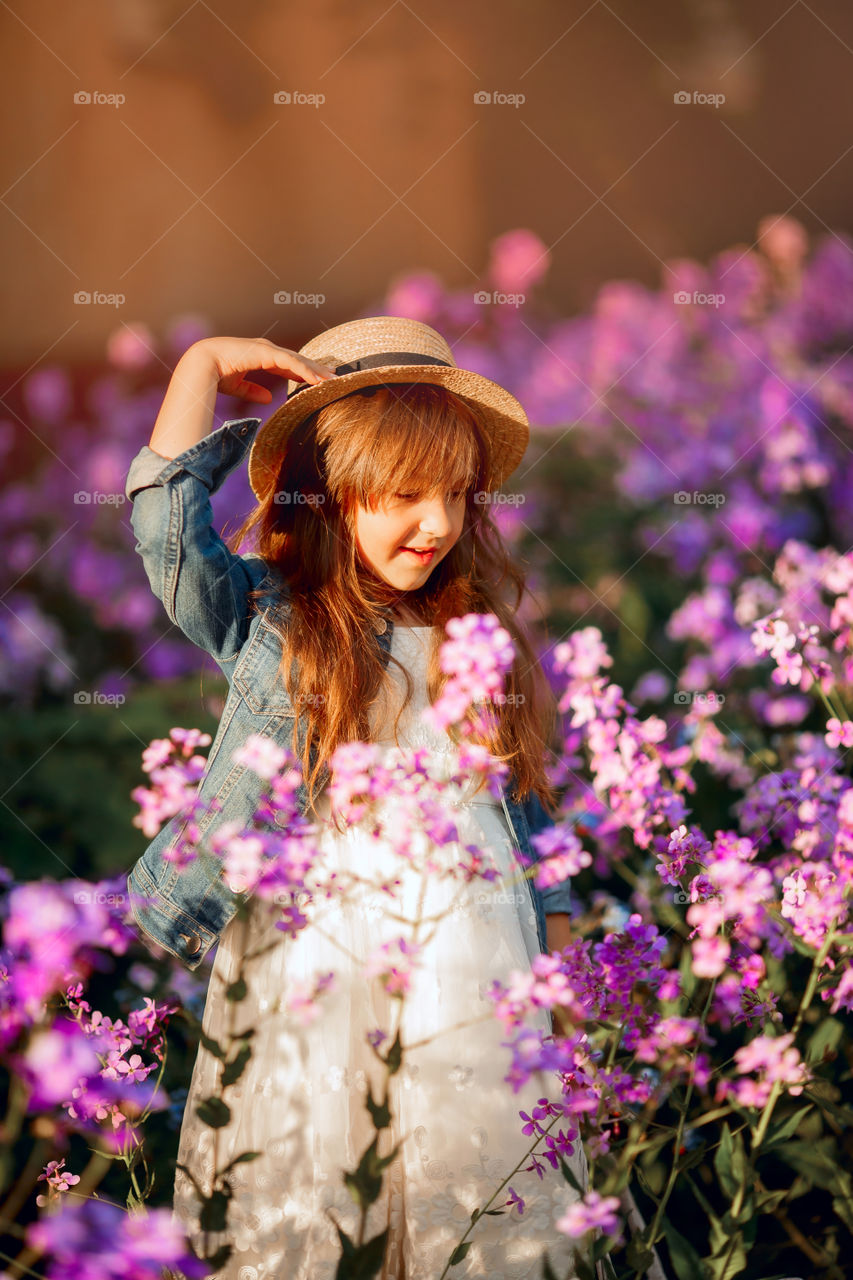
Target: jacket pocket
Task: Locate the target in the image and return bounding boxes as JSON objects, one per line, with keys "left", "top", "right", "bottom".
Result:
{"left": 232, "top": 612, "right": 295, "bottom": 714}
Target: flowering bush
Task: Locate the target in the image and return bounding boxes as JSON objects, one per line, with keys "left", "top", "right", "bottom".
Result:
{"left": 3, "top": 592, "right": 851, "bottom": 1276}
{"left": 2, "top": 213, "right": 852, "bottom": 1275}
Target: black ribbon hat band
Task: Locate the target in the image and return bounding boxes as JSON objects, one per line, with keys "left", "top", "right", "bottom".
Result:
{"left": 287, "top": 351, "right": 453, "bottom": 399}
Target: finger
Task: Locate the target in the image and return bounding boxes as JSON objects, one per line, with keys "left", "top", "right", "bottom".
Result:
{"left": 261, "top": 349, "right": 338, "bottom": 381}
{"left": 232, "top": 379, "right": 272, "bottom": 402}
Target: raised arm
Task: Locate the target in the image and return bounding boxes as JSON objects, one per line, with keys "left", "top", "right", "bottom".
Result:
{"left": 147, "top": 337, "right": 338, "bottom": 459}
{"left": 126, "top": 338, "right": 338, "bottom": 663}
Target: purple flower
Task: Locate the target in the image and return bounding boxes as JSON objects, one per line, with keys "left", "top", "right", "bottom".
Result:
{"left": 26, "top": 1198, "right": 208, "bottom": 1278}
{"left": 557, "top": 1190, "right": 623, "bottom": 1240}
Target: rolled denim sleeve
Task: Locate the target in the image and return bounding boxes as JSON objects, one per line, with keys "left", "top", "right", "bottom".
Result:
{"left": 125, "top": 417, "right": 274, "bottom": 662}
{"left": 524, "top": 790, "right": 573, "bottom": 915}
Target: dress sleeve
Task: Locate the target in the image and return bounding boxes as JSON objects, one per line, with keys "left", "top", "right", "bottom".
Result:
{"left": 125, "top": 417, "right": 276, "bottom": 663}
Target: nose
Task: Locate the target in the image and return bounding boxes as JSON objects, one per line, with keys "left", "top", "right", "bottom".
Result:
{"left": 417, "top": 495, "right": 456, "bottom": 538}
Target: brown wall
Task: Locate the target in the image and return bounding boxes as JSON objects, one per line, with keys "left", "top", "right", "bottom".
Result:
{"left": 2, "top": 0, "right": 852, "bottom": 366}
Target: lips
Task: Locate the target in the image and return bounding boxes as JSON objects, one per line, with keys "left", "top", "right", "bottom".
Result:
{"left": 400, "top": 546, "right": 436, "bottom": 562}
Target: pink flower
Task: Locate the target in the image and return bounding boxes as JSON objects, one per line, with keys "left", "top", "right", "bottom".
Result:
{"left": 825, "top": 718, "right": 853, "bottom": 749}
{"left": 531, "top": 825, "right": 592, "bottom": 887}
{"left": 691, "top": 936, "right": 730, "bottom": 978}
{"left": 488, "top": 229, "right": 551, "bottom": 293}
{"left": 233, "top": 733, "right": 291, "bottom": 780}
{"left": 557, "top": 1190, "right": 622, "bottom": 1240}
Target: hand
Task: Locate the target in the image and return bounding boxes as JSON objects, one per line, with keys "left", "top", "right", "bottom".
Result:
{"left": 190, "top": 336, "right": 339, "bottom": 405}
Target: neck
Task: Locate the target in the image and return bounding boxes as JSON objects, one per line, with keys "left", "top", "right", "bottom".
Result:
{"left": 391, "top": 604, "right": 424, "bottom": 625}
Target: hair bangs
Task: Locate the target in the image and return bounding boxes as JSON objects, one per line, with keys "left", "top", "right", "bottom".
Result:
{"left": 317, "top": 383, "right": 485, "bottom": 512}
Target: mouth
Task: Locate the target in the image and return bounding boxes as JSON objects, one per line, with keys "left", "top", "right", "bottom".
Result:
{"left": 399, "top": 546, "right": 437, "bottom": 564}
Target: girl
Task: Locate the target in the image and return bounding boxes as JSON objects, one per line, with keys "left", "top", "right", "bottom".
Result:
{"left": 125, "top": 317, "right": 590, "bottom": 1280}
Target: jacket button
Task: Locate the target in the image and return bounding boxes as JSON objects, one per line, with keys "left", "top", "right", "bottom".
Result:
{"left": 179, "top": 932, "right": 202, "bottom": 955}
{"left": 373, "top": 616, "right": 387, "bottom": 634}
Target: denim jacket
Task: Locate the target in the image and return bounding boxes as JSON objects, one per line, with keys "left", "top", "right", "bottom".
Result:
{"left": 123, "top": 418, "right": 572, "bottom": 970}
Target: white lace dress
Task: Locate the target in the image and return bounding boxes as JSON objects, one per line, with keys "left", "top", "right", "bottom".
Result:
{"left": 171, "top": 626, "right": 588, "bottom": 1280}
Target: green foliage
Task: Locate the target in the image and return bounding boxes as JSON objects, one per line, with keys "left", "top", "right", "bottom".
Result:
{"left": 0, "top": 673, "right": 224, "bottom": 882}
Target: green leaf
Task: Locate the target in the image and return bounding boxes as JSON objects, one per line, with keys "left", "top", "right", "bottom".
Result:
{"left": 199, "top": 1187, "right": 231, "bottom": 1233}
{"left": 365, "top": 1083, "right": 391, "bottom": 1131}
{"left": 833, "top": 1193, "right": 853, "bottom": 1236}
{"left": 333, "top": 1226, "right": 388, "bottom": 1279}
{"left": 757, "top": 1105, "right": 812, "bottom": 1153}
{"left": 384, "top": 1029, "right": 403, "bottom": 1076}
{"left": 449, "top": 1241, "right": 472, "bottom": 1266}
{"left": 225, "top": 976, "right": 248, "bottom": 1002}
{"left": 662, "top": 1215, "right": 706, "bottom": 1280}
{"left": 706, "top": 1223, "right": 747, "bottom": 1280}
{"left": 713, "top": 1123, "right": 747, "bottom": 1202}
{"left": 754, "top": 1186, "right": 788, "bottom": 1214}
{"left": 542, "top": 1255, "right": 561, "bottom": 1280}
{"left": 625, "top": 1239, "right": 654, "bottom": 1271}
{"left": 805, "top": 1016, "right": 845, "bottom": 1063}
{"left": 557, "top": 1152, "right": 584, "bottom": 1194}
{"left": 196, "top": 1096, "right": 231, "bottom": 1128}
{"left": 221, "top": 1039, "right": 253, "bottom": 1087}
{"left": 203, "top": 1244, "right": 232, "bottom": 1271}
{"left": 777, "top": 1138, "right": 852, "bottom": 1196}
{"left": 804, "top": 1087, "right": 853, "bottom": 1128}
{"left": 198, "top": 1029, "right": 227, "bottom": 1061}
{"left": 786, "top": 932, "right": 819, "bottom": 959}
{"left": 221, "top": 1150, "right": 262, "bottom": 1174}
{"left": 679, "top": 940, "right": 697, "bottom": 1000}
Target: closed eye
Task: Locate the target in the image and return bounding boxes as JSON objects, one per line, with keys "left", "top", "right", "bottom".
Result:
{"left": 393, "top": 489, "right": 467, "bottom": 502}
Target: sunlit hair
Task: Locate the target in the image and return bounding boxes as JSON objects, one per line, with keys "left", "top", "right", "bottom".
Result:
{"left": 225, "top": 382, "right": 559, "bottom": 821}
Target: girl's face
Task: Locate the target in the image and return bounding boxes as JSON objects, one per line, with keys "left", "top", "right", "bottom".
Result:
{"left": 352, "top": 484, "right": 467, "bottom": 590}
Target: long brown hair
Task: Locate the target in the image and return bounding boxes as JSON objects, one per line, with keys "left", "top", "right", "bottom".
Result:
{"left": 225, "top": 382, "right": 559, "bottom": 819}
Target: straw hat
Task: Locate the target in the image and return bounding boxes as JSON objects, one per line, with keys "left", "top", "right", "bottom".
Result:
{"left": 247, "top": 315, "right": 530, "bottom": 500}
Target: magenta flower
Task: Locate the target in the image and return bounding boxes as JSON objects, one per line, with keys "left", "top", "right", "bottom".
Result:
{"left": 530, "top": 825, "right": 592, "bottom": 886}
{"left": 26, "top": 1198, "right": 208, "bottom": 1278}
{"left": 506, "top": 1185, "right": 525, "bottom": 1215}
{"left": 556, "top": 1189, "right": 622, "bottom": 1240}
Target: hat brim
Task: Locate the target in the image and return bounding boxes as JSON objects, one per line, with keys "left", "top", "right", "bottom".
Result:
{"left": 247, "top": 363, "right": 530, "bottom": 501}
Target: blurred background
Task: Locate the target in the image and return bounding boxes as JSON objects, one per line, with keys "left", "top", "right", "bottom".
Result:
{"left": 1, "top": 0, "right": 852, "bottom": 880}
